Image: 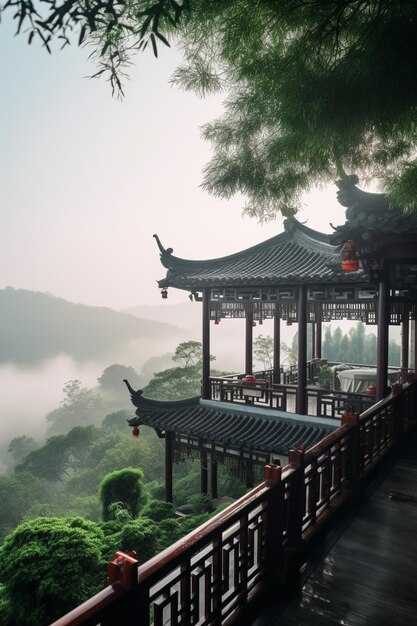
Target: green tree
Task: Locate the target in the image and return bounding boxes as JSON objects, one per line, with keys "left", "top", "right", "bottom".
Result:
{"left": 321, "top": 323, "right": 400, "bottom": 366}
{"left": 118, "top": 518, "right": 160, "bottom": 564}
{"left": 7, "top": 436, "right": 38, "bottom": 469}
{"left": 0, "top": 473, "right": 45, "bottom": 539}
{"left": 143, "top": 364, "right": 202, "bottom": 400}
{"left": 98, "top": 364, "right": 143, "bottom": 409}
{"left": 143, "top": 341, "right": 220, "bottom": 400}
{"left": 16, "top": 435, "right": 70, "bottom": 481}
{"left": 98, "top": 364, "right": 142, "bottom": 393}
{"left": 45, "top": 380, "right": 103, "bottom": 436}
{"left": 253, "top": 334, "right": 294, "bottom": 369}
{"left": 99, "top": 468, "right": 147, "bottom": 521}
{"left": 102, "top": 409, "right": 132, "bottom": 432}
{"left": 140, "top": 500, "right": 176, "bottom": 522}
{"left": 16, "top": 426, "right": 97, "bottom": 481}
{"left": 348, "top": 323, "right": 366, "bottom": 364}
{"left": 0, "top": 517, "right": 105, "bottom": 626}
{"left": 5, "top": 2, "right": 417, "bottom": 215}
{"left": 253, "top": 335, "right": 273, "bottom": 369}
{"left": 173, "top": 340, "right": 206, "bottom": 367}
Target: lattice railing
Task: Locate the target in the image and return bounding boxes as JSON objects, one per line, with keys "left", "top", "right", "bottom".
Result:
{"left": 51, "top": 382, "right": 416, "bottom": 626}
{"left": 209, "top": 376, "right": 373, "bottom": 418}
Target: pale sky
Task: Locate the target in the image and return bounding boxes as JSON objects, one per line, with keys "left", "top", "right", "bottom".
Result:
{"left": 0, "top": 20, "right": 349, "bottom": 311}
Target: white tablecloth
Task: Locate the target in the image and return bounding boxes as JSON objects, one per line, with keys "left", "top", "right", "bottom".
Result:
{"left": 337, "top": 368, "right": 400, "bottom": 393}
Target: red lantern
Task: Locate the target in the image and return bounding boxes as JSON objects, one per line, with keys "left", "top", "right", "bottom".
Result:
{"left": 132, "top": 426, "right": 140, "bottom": 437}
{"left": 259, "top": 319, "right": 263, "bottom": 325}
{"left": 252, "top": 321, "right": 256, "bottom": 327}
{"left": 214, "top": 319, "right": 220, "bottom": 325}
{"left": 286, "top": 320, "right": 293, "bottom": 326}
{"left": 161, "top": 288, "right": 168, "bottom": 299}
{"left": 341, "top": 241, "right": 359, "bottom": 271}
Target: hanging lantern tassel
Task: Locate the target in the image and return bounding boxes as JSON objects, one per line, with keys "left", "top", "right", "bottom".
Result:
{"left": 132, "top": 426, "right": 140, "bottom": 437}
{"left": 341, "top": 241, "right": 359, "bottom": 271}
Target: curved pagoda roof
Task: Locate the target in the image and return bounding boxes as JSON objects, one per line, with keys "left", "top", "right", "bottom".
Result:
{"left": 125, "top": 386, "right": 336, "bottom": 456}
{"left": 331, "top": 177, "right": 417, "bottom": 244}
{"left": 154, "top": 218, "right": 363, "bottom": 291}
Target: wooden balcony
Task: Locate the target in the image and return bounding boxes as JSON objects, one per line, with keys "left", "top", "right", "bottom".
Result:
{"left": 208, "top": 362, "right": 391, "bottom": 419}
{"left": 253, "top": 418, "right": 417, "bottom": 625}
{"left": 51, "top": 381, "right": 416, "bottom": 626}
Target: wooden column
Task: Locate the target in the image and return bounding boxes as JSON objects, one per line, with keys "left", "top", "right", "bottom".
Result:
{"left": 414, "top": 319, "right": 417, "bottom": 372}
{"left": 245, "top": 309, "right": 253, "bottom": 375}
{"left": 165, "top": 431, "right": 173, "bottom": 503}
{"left": 202, "top": 288, "right": 211, "bottom": 399}
{"left": 296, "top": 285, "right": 307, "bottom": 415}
{"left": 273, "top": 310, "right": 281, "bottom": 384}
{"left": 401, "top": 316, "right": 409, "bottom": 379}
{"left": 201, "top": 448, "right": 208, "bottom": 495}
{"left": 314, "top": 316, "right": 322, "bottom": 359}
{"left": 411, "top": 318, "right": 417, "bottom": 371}
{"left": 211, "top": 459, "right": 218, "bottom": 499}
{"left": 376, "top": 266, "right": 390, "bottom": 401}
{"left": 311, "top": 322, "right": 316, "bottom": 359}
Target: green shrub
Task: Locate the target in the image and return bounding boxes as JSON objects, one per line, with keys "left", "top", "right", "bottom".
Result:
{"left": 99, "top": 468, "right": 147, "bottom": 521}
{"left": 0, "top": 517, "right": 105, "bottom": 626}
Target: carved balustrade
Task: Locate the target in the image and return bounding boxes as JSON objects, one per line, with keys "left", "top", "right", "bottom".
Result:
{"left": 51, "top": 383, "right": 416, "bottom": 626}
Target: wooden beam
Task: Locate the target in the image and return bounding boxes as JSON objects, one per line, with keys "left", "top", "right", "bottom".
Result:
{"left": 245, "top": 310, "right": 253, "bottom": 375}
{"left": 273, "top": 310, "right": 281, "bottom": 384}
{"left": 202, "top": 288, "right": 211, "bottom": 399}
{"left": 297, "top": 285, "right": 307, "bottom": 415}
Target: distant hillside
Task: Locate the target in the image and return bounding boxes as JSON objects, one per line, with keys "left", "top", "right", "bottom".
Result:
{"left": 0, "top": 288, "right": 185, "bottom": 365}
{"left": 123, "top": 302, "right": 201, "bottom": 333}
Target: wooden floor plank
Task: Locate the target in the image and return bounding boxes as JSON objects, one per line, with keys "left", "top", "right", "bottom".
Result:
{"left": 250, "top": 435, "right": 417, "bottom": 626}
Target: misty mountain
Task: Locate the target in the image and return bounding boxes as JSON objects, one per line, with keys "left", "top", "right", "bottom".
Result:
{"left": 1, "top": 287, "right": 186, "bottom": 365}
{"left": 123, "top": 302, "right": 201, "bottom": 333}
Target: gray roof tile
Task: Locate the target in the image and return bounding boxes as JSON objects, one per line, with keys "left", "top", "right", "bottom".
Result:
{"left": 154, "top": 218, "right": 364, "bottom": 291}
{"left": 126, "top": 391, "right": 336, "bottom": 456}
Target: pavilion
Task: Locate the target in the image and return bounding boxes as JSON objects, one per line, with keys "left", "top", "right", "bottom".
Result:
{"left": 126, "top": 178, "right": 417, "bottom": 501}
{"left": 54, "top": 181, "right": 417, "bottom": 626}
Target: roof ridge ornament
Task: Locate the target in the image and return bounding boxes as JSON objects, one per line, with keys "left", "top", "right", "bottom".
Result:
{"left": 153, "top": 234, "right": 173, "bottom": 256}
{"left": 336, "top": 176, "right": 389, "bottom": 211}
{"left": 123, "top": 379, "right": 144, "bottom": 407}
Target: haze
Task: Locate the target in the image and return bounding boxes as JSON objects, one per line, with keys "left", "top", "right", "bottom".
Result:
{"left": 0, "top": 18, "right": 349, "bottom": 311}
{"left": 0, "top": 20, "right": 369, "bottom": 462}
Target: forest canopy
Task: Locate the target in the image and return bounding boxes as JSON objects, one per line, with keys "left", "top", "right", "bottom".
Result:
{"left": 4, "top": 1, "right": 417, "bottom": 218}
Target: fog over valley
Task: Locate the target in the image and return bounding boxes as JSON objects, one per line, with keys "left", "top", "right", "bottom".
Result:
{"left": 0, "top": 287, "right": 401, "bottom": 472}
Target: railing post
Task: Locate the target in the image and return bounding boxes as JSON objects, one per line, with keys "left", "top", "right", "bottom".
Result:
{"left": 341, "top": 412, "right": 361, "bottom": 487}
{"left": 107, "top": 552, "right": 147, "bottom": 626}
{"left": 284, "top": 447, "right": 305, "bottom": 585}
{"left": 392, "top": 392, "right": 405, "bottom": 444}
{"left": 263, "top": 464, "right": 285, "bottom": 586}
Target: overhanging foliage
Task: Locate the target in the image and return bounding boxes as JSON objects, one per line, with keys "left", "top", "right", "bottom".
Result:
{"left": 3, "top": 1, "right": 417, "bottom": 216}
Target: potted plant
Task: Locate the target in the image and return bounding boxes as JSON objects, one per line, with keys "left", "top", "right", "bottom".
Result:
{"left": 318, "top": 363, "right": 332, "bottom": 390}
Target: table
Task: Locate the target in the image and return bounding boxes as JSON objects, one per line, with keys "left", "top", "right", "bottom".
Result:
{"left": 337, "top": 368, "right": 400, "bottom": 393}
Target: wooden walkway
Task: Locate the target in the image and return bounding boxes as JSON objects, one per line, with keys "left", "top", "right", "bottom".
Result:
{"left": 251, "top": 433, "right": 417, "bottom": 626}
